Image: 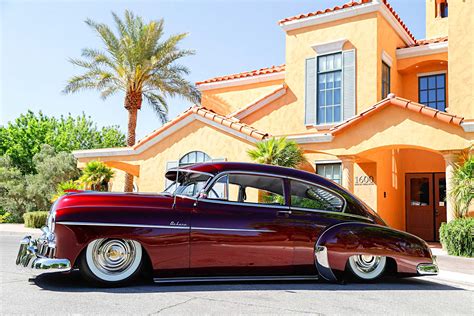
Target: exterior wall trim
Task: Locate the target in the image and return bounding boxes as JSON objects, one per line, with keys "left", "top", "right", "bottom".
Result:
{"left": 460, "top": 121, "right": 474, "bottom": 133}
{"left": 315, "top": 159, "right": 342, "bottom": 164}
{"left": 416, "top": 70, "right": 447, "bottom": 77}
{"left": 230, "top": 85, "right": 287, "bottom": 119}
{"left": 312, "top": 39, "right": 347, "bottom": 55}
{"left": 381, "top": 50, "right": 393, "bottom": 67}
{"left": 285, "top": 133, "right": 334, "bottom": 144}
{"left": 396, "top": 41, "right": 448, "bottom": 59}
{"left": 196, "top": 72, "right": 285, "bottom": 91}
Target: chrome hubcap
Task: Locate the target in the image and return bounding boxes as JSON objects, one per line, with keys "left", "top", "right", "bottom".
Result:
{"left": 91, "top": 239, "right": 136, "bottom": 275}
{"left": 352, "top": 255, "right": 381, "bottom": 273}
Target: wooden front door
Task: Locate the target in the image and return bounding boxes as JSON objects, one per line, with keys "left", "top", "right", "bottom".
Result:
{"left": 405, "top": 173, "right": 446, "bottom": 241}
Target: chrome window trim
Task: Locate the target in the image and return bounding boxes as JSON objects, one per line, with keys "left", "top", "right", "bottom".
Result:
{"left": 201, "top": 170, "right": 349, "bottom": 213}
{"left": 166, "top": 168, "right": 215, "bottom": 178}
{"left": 202, "top": 170, "right": 287, "bottom": 206}
{"left": 200, "top": 198, "right": 290, "bottom": 210}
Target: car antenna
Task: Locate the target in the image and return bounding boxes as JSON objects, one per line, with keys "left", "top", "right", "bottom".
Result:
{"left": 172, "top": 166, "right": 179, "bottom": 209}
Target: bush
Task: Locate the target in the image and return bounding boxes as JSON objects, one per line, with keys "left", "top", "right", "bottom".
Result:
{"left": 0, "top": 209, "right": 14, "bottom": 223}
{"left": 439, "top": 217, "right": 474, "bottom": 257}
{"left": 23, "top": 211, "right": 49, "bottom": 228}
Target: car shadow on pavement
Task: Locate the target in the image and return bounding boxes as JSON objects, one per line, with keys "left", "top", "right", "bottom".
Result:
{"left": 31, "top": 271, "right": 466, "bottom": 293}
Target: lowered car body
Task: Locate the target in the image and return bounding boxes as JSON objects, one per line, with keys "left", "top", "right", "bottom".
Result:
{"left": 16, "top": 162, "right": 438, "bottom": 286}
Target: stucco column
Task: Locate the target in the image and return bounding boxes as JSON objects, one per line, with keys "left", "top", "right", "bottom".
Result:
{"left": 339, "top": 155, "right": 356, "bottom": 193}
{"left": 442, "top": 151, "right": 460, "bottom": 222}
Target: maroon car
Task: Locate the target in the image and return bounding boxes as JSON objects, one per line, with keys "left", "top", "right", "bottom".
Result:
{"left": 16, "top": 162, "right": 438, "bottom": 286}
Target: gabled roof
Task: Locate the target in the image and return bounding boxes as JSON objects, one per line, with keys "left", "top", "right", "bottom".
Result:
{"left": 278, "top": 0, "right": 415, "bottom": 44}
{"left": 228, "top": 84, "right": 287, "bottom": 119}
{"left": 196, "top": 64, "right": 285, "bottom": 86}
{"left": 134, "top": 106, "right": 269, "bottom": 150}
{"left": 330, "top": 95, "right": 464, "bottom": 135}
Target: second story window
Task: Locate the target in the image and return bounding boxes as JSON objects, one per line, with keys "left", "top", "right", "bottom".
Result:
{"left": 419, "top": 74, "right": 446, "bottom": 111}
{"left": 317, "top": 53, "right": 342, "bottom": 125}
{"left": 439, "top": 1, "right": 448, "bottom": 18}
{"left": 382, "top": 61, "right": 390, "bottom": 99}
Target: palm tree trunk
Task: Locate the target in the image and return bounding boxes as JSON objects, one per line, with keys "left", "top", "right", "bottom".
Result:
{"left": 124, "top": 91, "right": 142, "bottom": 192}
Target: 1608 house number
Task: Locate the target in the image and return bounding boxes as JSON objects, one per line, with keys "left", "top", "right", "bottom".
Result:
{"left": 355, "top": 176, "right": 375, "bottom": 185}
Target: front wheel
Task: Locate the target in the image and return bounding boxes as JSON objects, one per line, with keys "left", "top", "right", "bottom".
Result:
{"left": 80, "top": 238, "right": 143, "bottom": 287}
{"left": 347, "top": 255, "right": 386, "bottom": 281}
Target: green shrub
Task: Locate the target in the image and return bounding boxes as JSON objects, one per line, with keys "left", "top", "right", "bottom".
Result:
{"left": 0, "top": 209, "right": 14, "bottom": 223}
{"left": 439, "top": 217, "right": 474, "bottom": 257}
{"left": 23, "top": 211, "right": 49, "bottom": 228}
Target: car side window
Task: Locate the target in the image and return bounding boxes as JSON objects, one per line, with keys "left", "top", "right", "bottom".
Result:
{"left": 290, "top": 180, "right": 343, "bottom": 212}
{"left": 207, "top": 173, "right": 285, "bottom": 206}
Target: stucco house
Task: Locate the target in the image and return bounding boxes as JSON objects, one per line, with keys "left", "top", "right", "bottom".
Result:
{"left": 73, "top": 0, "right": 473, "bottom": 241}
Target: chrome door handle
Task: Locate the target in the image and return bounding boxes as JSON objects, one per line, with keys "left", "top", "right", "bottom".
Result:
{"left": 277, "top": 210, "right": 292, "bottom": 216}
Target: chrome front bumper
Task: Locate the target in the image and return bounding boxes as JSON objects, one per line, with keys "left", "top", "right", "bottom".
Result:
{"left": 417, "top": 256, "right": 439, "bottom": 275}
{"left": 16, "top": 229, "right": 71, "bottom": 273}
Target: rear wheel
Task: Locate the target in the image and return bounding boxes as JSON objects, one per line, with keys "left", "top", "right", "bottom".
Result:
{"left": 347, "top": 255, "right": 386, "bottom": 281}
{"left": 80, "top": 238, "right": 143, "bottom": 287}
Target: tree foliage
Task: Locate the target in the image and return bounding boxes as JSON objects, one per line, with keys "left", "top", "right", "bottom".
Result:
{"left": 450, "top": 152, "right": 474, "bottom": 218}
{"left": 247, "top": 137, "right": 307, "bottom": 168}
{"left": 0, "top": 145, "right": 80, "bottom": 221}
{"left": 79, "top": 160, "right": 114, "bottom": 191}
{"left": 0, "top": 111, "right": 125, "bottom": 174}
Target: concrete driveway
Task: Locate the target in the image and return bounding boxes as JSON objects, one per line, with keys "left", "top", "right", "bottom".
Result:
{"left": 1, "top": 233, "right": 473, "bottom": 315}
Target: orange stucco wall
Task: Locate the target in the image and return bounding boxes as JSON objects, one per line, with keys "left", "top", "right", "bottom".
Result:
{"left": 426, "top": 0, "right": 449, "bottom": 39}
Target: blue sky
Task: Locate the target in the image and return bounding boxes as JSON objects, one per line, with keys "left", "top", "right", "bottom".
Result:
{"left": 0, "top": 0, "right": 425, "bottom": 139}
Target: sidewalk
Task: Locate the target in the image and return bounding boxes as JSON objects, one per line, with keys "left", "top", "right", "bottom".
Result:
{"left": 0, "top": 223, "right": 42, "bottom": 235}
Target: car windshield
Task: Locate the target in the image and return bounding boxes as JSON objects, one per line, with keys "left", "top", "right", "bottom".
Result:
{"left": 163, "top": 171, "right": 213, "bottom": 197}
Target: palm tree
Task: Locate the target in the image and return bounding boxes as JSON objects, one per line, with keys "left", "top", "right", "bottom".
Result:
{"left": 64, "top": 10, "right": 200, "bottom": 191}
{"left": 247, "top": 137, "right": 306, "bottom": 168}
{"left": 79, "top": 161, "right": 115, "bottom": 191}
{"left": 450, "top": 152, "right": 474, "bottom": 218}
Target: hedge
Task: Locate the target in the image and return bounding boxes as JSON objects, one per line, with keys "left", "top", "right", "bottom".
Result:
{"left": 439, "top": 217, "right": 474, "bottom": 257}
{"left": 23, "top": 211, "right": 49, "bottom": 228}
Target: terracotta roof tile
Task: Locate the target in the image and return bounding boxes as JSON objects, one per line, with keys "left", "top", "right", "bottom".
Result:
{"left": 196, "top": 64, "right": 285, "bottom": 85}
{"left": 330, "top": 96, "right": 464, "bottom": 135}
{"left": 133, "top": 106, "right": 269, "bottom": 150}
{"left": 278, "top": 0, "right": 415, "bottom": 42}
{"left": 399, "top": 36, "right": 448, "bottom": 49}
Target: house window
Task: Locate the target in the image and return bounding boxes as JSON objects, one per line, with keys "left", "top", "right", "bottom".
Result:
{"left": 317, "top": 53, "right": 342, "bottom": 124}
{"left": 439, "top": 2, "right": 448, "bottom": 18}
{"left": 381, "top": 61, "right": 390, "bottom": 99}
{"left": 179, "top": 151, "right": 211, "bottom": 166}
{"left": 316, "top": 162, "right": 342, "bottom": 184}
{"left": 419, "top": 74, "right": 446, "bottom": 111}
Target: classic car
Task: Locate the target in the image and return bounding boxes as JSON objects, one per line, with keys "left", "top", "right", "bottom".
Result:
{"left": 16, "top": 162, "right": 438, "bottom": 286}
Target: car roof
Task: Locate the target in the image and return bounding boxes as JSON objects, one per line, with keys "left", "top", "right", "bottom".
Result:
{"left": 166, "top": 162, "right": 341, "bottom": 192}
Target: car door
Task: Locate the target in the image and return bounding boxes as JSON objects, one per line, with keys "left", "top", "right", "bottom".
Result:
{"left": 190, "top": 172, "right": 294, "bottom": 276}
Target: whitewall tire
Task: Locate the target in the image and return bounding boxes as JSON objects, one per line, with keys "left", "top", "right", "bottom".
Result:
{"left": 80, "top": 238, "right": 143, "bottom": 286}
{"left": 347, "top": 255, "right": 386, "bottom": 281}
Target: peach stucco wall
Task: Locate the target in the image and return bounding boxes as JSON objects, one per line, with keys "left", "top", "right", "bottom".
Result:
{"left": 201, "top": 79, "right": 284, "bottom": 115}
{"left": 425, "top": 0, "right": 449, "bottom": 39}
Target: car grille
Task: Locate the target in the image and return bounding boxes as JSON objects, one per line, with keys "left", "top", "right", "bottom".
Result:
{"left": 36, "top": 239, "right": 56, "bottom": 258}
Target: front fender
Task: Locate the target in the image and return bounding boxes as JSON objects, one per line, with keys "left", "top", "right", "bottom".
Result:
{"left": 315, "top": 222, "right": 433, "bottom": 281}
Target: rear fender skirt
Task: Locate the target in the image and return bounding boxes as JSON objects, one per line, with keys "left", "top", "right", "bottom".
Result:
{"left": 315, "top": 222, "right": 433, "bottom": 279}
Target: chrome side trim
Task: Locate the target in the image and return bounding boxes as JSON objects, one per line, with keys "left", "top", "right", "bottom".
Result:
{"left": 57, "top": 222, "right": 190, "bottom": 230}
{"left": 57, "top": 222, "right": 274, "bottom": 233}
{"left": 290, "top": 207, "right": 370, "bottom": 221}
{"left": 192, "top": 227, "right": 275, "bottom": 233}
{"left": 154, "top": 275, "right": 318, "bottom": 284}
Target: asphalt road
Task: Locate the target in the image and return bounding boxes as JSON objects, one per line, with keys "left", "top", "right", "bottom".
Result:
{"left": 1, "top": 234, "right": 473, "bottom": 316}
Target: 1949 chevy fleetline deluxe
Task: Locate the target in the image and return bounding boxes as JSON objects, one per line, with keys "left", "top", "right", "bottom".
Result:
{"left": 16, "top": 162, "right": 438, "bottom": 286}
